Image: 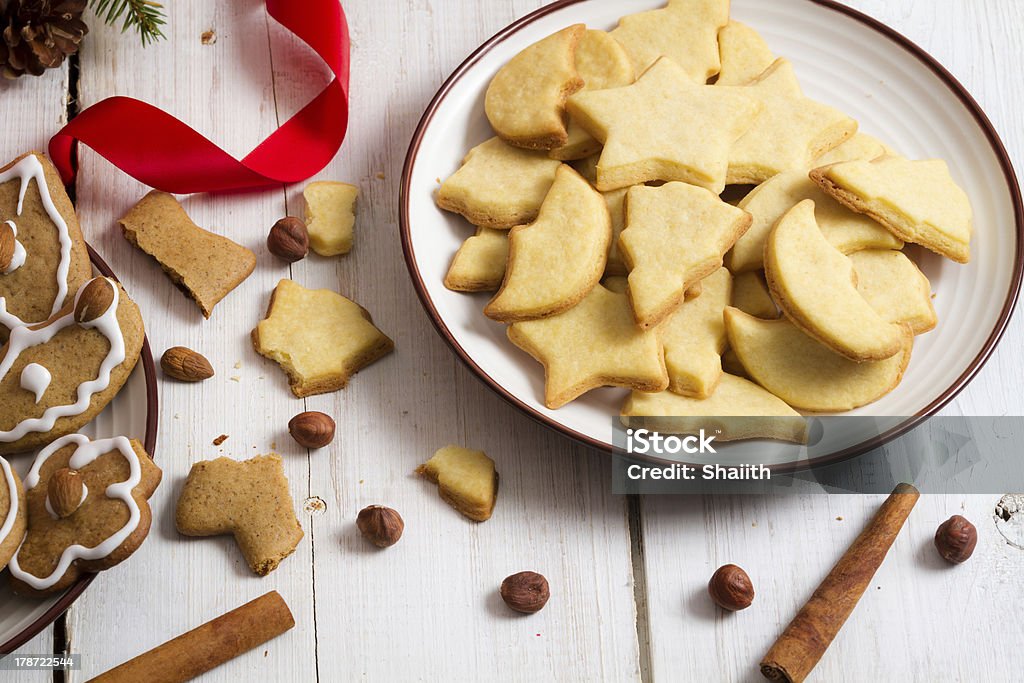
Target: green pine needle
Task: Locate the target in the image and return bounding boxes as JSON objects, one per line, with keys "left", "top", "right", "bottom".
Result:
{"left": 89, "top": 0, "right": 167, "bottom": 47}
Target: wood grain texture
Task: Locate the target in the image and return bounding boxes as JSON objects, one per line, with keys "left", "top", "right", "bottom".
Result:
{"left": 3, "top": 1, "right": 1022, "bottom": 681}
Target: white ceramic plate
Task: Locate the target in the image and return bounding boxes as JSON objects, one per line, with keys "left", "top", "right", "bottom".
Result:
{"left": 401, "top": 0, "right": 1023, "bottom": 457}
{"left": 0, "top": 251, "right": 158, "bottom": 653}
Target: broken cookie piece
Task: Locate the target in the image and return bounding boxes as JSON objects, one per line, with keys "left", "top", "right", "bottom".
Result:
{"left": 417, "top": 445, "right": 498, "bottom": 522}
{"left": 252, "top": 279, "right": 393, "bottom": 398}
{"left": 175, "top": 454, "right": 303, "bottom": 576}
{"left": 303, "top": 181, "right": 359, "bottom": 256}
{"left": 118, "top": 191, "right": 256, "bottom": 318}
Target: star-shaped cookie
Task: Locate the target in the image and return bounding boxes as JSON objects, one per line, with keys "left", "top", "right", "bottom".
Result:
{"left": 619, "top": 181, "right": 751, "bottom": 329}
{"left": 610, "top": 0, "right": 729, "bottom": 81}
{"left": 507, "top": 284, "right": 668, "bottom": 409}
{"left": 567, "top": 57, "right": 762, "bottom": 193}
{"left": 724, "top": 58, "right": 857, "bottom": 185}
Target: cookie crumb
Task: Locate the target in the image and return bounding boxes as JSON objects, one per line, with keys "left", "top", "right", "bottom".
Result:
{"left": 234, "top": 361, "right": 242, "bottom": 369}
{"left": 230, "top": 375, "right": 241, "bottom": 382}
{"left": 201, "top": 29, "right": 217, "bottom": 45}
{"left": 836, "top": 516, "right": 844, "bottom": 521}
{"left": 375, "top": 172, "right": 385, "bottom": 180}
{"left": 303, "top": 496, "right": 327, "bottom": 516}
{"left": 213, "top": 434, "right": 229, "bottom": 446}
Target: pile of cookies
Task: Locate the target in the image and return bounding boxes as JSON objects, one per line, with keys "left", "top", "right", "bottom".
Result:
{"left": 436, "top": 0, "right": 972, "bottom": 440}
{"left": 0, "top": 152, "right": 161, "bottom": 595}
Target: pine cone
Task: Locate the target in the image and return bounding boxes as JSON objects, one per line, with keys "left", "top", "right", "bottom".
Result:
{"left": 0, "top": 0, "right": 88, "bottom": 79}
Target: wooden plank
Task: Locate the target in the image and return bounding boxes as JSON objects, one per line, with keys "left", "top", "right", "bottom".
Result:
{"left": 4, "top": 60, "right": 72, "bottom": 682}
{"left": 65, "top": 4, "right": 315, "bottom": 680}
{"left": 640, "top": 2, "right": 1024, "bottom": 681}
{"left": 266, "top": 0, "right": 641, "bottom": 680}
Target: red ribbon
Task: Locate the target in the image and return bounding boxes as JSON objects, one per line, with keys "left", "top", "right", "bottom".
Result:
{"left": 48, "top": 0, "right": 350, "bottom": 194}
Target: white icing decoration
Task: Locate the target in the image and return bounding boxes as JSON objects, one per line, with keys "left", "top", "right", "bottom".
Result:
{"left": 2, "top": 220, "right": 26, "bottom": 274}
{"left": 0, "top": 156, "right": 74, "bottom": 328}
{"left": 20, "top": 362, "right": 51, "bottom": 403}
{"left": 0, "top": 456, "right": 18, "bottom": 543}
{"left": 9, "top": 434, "right": 142, "bottom": 591}
{"left": 0, "top": 279, "right": 124, "bottom": 443}
{"left": 45, "top": 482, "right": 88, "bottom": 520}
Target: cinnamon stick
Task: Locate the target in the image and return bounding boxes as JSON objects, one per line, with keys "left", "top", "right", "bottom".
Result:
{"left": 760, "top": 483, "right": 919, "bottom": 682}
{"left": 87, "top": 591, "right": 294, "bottom": 683}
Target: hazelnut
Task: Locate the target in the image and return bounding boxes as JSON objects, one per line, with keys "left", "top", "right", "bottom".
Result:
{"left": 934, "top": 515, "right": 977, "bottom": 564}
{"left": 708, "top": 564, "right": 754, "bottom": 611}
{"left": 500, "top": 571, "right": 550, "bottom": 614}
{"left": 356, "top": 505, "right": 404, "bottom": 547}
{"left": 160, "top": 346, "right": 215, "bottom": 382}
{"left": 288, "top": 411, "right": 335, "bottom": 449}
{"left": 49, "top": 467, "right": 85, "bottom": 519}
{"left": 267, "top": 217, "right": 309, "bottom": 262}
{"left": 74, "top": 278, "right": 116, "bottom": 323}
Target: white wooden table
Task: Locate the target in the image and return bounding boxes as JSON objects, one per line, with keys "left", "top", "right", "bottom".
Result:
{"left": 6, "top": 0, "right": 1024, "bottom": 680}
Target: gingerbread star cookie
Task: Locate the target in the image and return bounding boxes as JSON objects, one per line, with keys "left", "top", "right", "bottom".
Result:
{"left": 620, "top": 181, "right": 751, "bottom": 329}
{"left": 810, "top": 156, "right": 972, "bottom": 263}
{"left": 485, "top": 165, "right": 610, "bottom": 322}
{"left": 724, "top": 307, "right": 912, "bottom": 412}
{"left": 176, "top": 454, "right": 303, "bottom": 576}
{"left": 9, "top": 434, "right": 161, "bottom": 596}
{"left": 764, "top": 200, "right": 906, "bottom": 361}
{"left": 437, "top": 137, "right": 561, "bottom": 229}
{"left": 725, "top": 58, "right": 857, "bottom": 185}
{"left": 444, "top": 227, "right": 509, "bottom": 292}
{"left": 0, "top": 455, "right": 26, "bottom": 571}
{"left": 850, "top": 249, "right": 937, "bottom": 334}
{"left": 567, "top": 57, "right": 763, "bottom": 193}
{"left": 485, "top": 24, "right": 585, "bottom": 150}
{"left": 508, "top": 284, "right": 668, "bottom": 409}
{"left": 551, "top": 30, "right": 634, "bottom": 161}
{"left": 728, "top": 168, "right": 903, "bottom": 273}
{"left": 660, "top": 267, "right": 732, "bottom": 398}
{"left": 610, "top": 0, "right": 729, "bottom": 81}
{"left": 0, "top": 277, "right": 145, "bottom": 455}
{"left": 715, "top": 20, "right": 774, "bottom": 86}
{"left": 252, "top": 279, "right": 394, "bottom": 397}
{"left": 622, "top": 374, "right": 808, "bottom": 444}
{"left": 0, "top": 153, "right": 92, "bottom": 341}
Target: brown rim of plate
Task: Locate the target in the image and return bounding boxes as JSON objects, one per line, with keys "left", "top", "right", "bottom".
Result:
{"left": 399, "top": 0, "right": 1024, "bottom": 469}
{"left": 0, "top": 245, "right": 160, "bottom": 654}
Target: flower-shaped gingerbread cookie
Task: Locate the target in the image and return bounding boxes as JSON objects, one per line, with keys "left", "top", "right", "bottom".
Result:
{"left": 9, "top": 434, "right": 161, "bottom": 596}
{"left": 0, "top": 455, "right": 27, "bottom": 570}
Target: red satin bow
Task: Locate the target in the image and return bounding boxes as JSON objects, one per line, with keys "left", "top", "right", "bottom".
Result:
{"left": 48, "top": 0, "right": 350, "bottom": 194}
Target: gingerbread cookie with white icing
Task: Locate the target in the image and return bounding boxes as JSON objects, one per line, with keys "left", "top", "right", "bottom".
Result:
{"left": 0, "top": 277, "right": 145, "bottom": 455}
{"left": 9, "top": 434, "right": 160, "bottom": 596}
{"left": 0, "top": 152, "right": 92, "bottom": 341}
{"left": 0, "top": 456, "right": 27, "bottom": 571}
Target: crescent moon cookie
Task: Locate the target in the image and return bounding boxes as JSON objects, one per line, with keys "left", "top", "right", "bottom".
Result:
{"left": 436, "top": 137, "right": 561, "bottom": 230}
{"left": 619, "top": 181, "right": 751, "bottom": 329}
{"left": 485, "top": 165, "right": 611, "bottom": 323}
{"left": 621, "top": 374, "right": 808, "bottom": 444}
{"left": 723, "top": 59, "right": 857, "bottom": 185}
{"left": 610, "top": 0, "right": 729, "bottom": 81}
{"left": 0, "top": 277, "right": 145, "bottom": 455}
{"left": 0, "top": 456, "right": 27, "bottom": 570}
{"left": 484, "top": 24, "right": 586, "bottom": 150}
{"left": 764, "top": 200, "right": 907, "bottom": 362}
{"left": 507, "top": 283, "right": 668, "bottom": 409}
{"left": 550, "top": 29, "right": 635, "bottom": 161}
{"left": 849, "top": 249, "right": 937, "bottom": 335}
{"left": 715, "top": 20, "right": 775, "bottom": 86}
{"left": 810, "top": 156, "right": 973, "bottom": 263}
{"left": 660, "top": 267, "right": 732, "bottom": 398}
{"left": 724, "top": 307, "right": 913, "bottom": 412}
{"left": 0, "top": 152, "right": 92, "bottom": 341}
{"left": 727, "top": 168, "right": 903, "bottom": 273}
{"left": 566, "top": 57, "right": 763, "bottom": 193}
{"left": 8, "top": 434, "right": 161, "bottom": 597}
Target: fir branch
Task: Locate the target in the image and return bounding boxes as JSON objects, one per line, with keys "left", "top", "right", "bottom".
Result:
{"left": 89, "top": 0, "right": 166, "bottom": 46}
